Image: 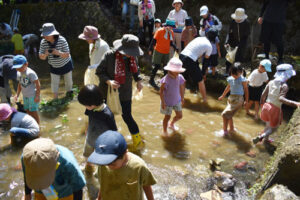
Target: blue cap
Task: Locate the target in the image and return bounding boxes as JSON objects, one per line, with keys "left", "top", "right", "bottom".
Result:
{"left": 87, "top": 130, "right": 127, "bottom": 165}
{"left": 260, "top": 59, "right": 272, "bottom": 72}
{"left": 12, "top": 55, "right": 27, "bottom": 69}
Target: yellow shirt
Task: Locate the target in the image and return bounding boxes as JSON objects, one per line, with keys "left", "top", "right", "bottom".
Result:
{"left": 11, "top": 33, "right": 24, "bottom": 51}
{"left": 98, "top": 152, "right": 156, "bottom": 200}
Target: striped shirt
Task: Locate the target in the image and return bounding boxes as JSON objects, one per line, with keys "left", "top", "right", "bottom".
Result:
{"left": 39, "top": 35, "right": 71, "bottom": 68}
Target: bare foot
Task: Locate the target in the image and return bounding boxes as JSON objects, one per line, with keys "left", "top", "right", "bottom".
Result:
{"left": 161, "top": 131, "right": 168, "bottom": 137}
{"left": 168, "top": 123, "right": 179, "bottom": 131}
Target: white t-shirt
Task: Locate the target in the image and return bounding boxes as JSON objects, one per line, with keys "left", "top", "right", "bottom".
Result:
{"left": 181, "top": 37, "right": 212, "bottom": 62}
{"left": 17, "top": 67, "right": 38, "bottom": 98}
{"left": 248, "top": 69, "right": 269, "bottom": 87}
{"left": 89, "top": 39, "right": 109, "bottom": 66}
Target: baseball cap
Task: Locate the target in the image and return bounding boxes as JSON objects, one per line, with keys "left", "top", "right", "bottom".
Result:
{"left": 88, "top": 130, "right": 127, "bottom": 165}
{"left": 260, "top": 59, "right": 272, "bottom": 72}
{"left": 200, "top": 5, "right": 209, "bottom": 16}
{"left": 23, "top": 138, "right": 60, "bottom": 190}
{"left": 12, "top": 55, "right": 27, "bottom": 69}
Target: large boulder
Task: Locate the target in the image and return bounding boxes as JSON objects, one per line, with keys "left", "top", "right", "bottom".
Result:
{"left": 260, "top": 184, "right": 299, "bottom": 200}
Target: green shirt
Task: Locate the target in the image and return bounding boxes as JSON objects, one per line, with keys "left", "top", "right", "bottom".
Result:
{"left": 11, "top": 33, "right": 24, "bottom": 51}
{"left": 98, "top": 152, "right": 156, "bottom": 200}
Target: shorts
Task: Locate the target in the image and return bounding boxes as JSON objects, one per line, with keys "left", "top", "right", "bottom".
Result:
{"left": 160, "top": 102, "right": 182, "bottom": 115}
{"left": 260, "top": 102, "right": 282, "bottom": 128}
{"left": 206, "top": 54, "right": 218, "bottom": 67}
{"left": 179, "top": 54, "right": 203, "bottom": 84}
{"left": 222, "top": 95, "right": 244, "bottom": 119}
{"left": 23, "top": 96, "right": 39, "bottom": 111}
{"left": 83, "top": 139, "right": 94, "bottom": 158}
{"left": 248, "top": 85, "right": 264, "bottom": 101}
{"left": 152, "top": 50, "right": 169, "bottom": 66}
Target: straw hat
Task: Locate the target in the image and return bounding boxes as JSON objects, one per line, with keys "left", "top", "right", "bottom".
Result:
{"left": 231, "top": 8, "right": 248, "bottom": 21}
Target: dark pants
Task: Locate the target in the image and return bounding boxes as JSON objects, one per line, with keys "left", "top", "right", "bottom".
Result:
{"left": 120, "top": 100, "right": 139, "bottom": 135}
{"left": 142, "top": 18, "right": 154, "bottom": 45}
{"left": 261, "top": 20, "right": 284, "bottom": 61}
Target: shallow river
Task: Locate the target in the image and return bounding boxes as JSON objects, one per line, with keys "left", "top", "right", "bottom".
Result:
{"left": 0, "top": 61, "right": 275, "bottom": 199}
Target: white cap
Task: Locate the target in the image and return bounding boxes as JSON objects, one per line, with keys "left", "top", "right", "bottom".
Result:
{"left": 200, "top": 5, "right": 209, "bottom": 16}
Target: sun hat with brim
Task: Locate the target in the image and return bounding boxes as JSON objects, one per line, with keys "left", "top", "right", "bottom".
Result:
{"left": 113, "top": 34, "right": 144, "bottom": 57}
{"left": 12, "top": 55, "right": 27, "bottom": 69}
{"left": 40, "top": 23, "right": 60, "bottom": 37}
{"left": 87, "top": 130, "right": 127, "bottom": 165}
{"left": 231, "top": 8, "right": 248, "bottom": 21}
{"left": 274, "top": 64, "right": 296, "bottom": 81}
{"left": 78, "top": 25, "right": 100, "bottom": 40}
{"left": 163, "top": 19, "right": 176, "bottom": 28}
{"left": 0, "top": 103, "right": 16, "bottom": 121}
{"left": 172, "top": 0, "right": 183, "bottom": 7}
{"left": 200, "top": 5, "right": 209, "bottom": 16}
{"left": 155, "top": 18, "right": 161, "bottom": 23}
{"left": 164, "top": 57, "right": 185, "bottom": 73}
{"left": 23, "top": 138, "right": 59, "bottom": 190}
{"left": 260, "top": 59, "right": 272, "bottom": 72}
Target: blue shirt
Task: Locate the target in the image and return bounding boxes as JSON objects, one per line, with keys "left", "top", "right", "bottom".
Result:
{"left": 23, "top": 145, "right": 86, "bottom": 198}
{"left": 227, "top": 76, "right": 246, "bottom": 95}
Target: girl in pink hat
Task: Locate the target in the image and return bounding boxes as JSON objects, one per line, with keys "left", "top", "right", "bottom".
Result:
{"left": 160, "top": 57, "right": 186, "bottom": 136}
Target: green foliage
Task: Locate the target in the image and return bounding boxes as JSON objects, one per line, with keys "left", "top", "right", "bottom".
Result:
{"left": 60, "top": 114, "right": 69, "bottom": 123}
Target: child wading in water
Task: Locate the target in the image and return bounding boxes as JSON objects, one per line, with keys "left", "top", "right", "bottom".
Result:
{"left": 218, "top": 63, "right": 248, "bottom": 135}
{"left": 160, "top": 57, "right": 185, "bottom": 136}
{"left": 245, "top": 59, "right": 271, "bottom": 119}
{"left": 253, "top": 64, "right": 300, "bottom": 144}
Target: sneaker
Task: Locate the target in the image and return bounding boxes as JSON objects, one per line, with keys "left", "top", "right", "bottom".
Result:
{"left": 264, "top": 138, "right": 274, "bottom": 144}
{"left": 223, "top": 130, "right": 229, "bottom": 137}
{"left": 149, "top": 79, "right": 160, "bottom": 91}
{"left": 252, "top": 136, "right": 262, "bottom": 144}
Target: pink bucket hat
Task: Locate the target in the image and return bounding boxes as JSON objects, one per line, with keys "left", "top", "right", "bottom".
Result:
{"left": 0, "top": 103, "right": 16, "bottom": 121}
{"left": 164, "top": 57, "right": 186, "bottom": 73}
{"left": 78, "top": 25, "right": 100, "bottom": 40}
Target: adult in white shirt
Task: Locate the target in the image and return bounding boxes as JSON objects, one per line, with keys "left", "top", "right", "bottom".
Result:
{"left": 78, "top": 26, "right": 110, "bottom": 85}
{"left": 179, "top": 36, "right": 212, "bottom": 102}
{"left": 167, "top": 0, "right": 188, "bottom": 53}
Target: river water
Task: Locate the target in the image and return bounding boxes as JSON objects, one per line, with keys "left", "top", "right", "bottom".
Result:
{"left": 0, "top": 61, "right": 275, "bottom": 199}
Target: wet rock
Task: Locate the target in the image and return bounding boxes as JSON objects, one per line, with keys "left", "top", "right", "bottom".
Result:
{"left": 260, "top": 184, "right": 299, "bottom": 200}
{"left": 214, "top": 171, "right": 236, "bottom": 192}
{"left": 192, "top": 164, "right": 211, "bottom": 178}
{"left": 209, "top": 158, "right": 224, "bottom": 171}
{"left": 168, "top": 185, "right": 188, "bottom": 200}
{"left": 234, "top": 161, "right": 248, "bottom": 171}
{"left": 246, "top": 150, "right": 256, "bottom": 158}
{"left": 200, "top": 189, "right": 223, "bottom": 200}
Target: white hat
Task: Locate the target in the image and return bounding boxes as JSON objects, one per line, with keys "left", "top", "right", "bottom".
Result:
{"left": 274, "top": 64, "right": 296, "bottom": 82}
{"left": 200, "top": 5, "right": 209, "bottom": 16}
{"left": 172, "top": 0, "right": 183, "bottom": 7}
{"left": 231, "top": 8, "right": 248, "bottom": 21}
{"left": 164, "top": 57, "right": 185, "bottom": 73}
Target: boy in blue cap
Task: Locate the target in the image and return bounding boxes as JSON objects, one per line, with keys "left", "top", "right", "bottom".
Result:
{"left": 88, "top": 130, "right": 156, "bottom": 200}
{"left": 245, "top": 59, "right": 271, "bottom": 119}
{"left": 13, "top": 55, "right": 40, "bottom": 124}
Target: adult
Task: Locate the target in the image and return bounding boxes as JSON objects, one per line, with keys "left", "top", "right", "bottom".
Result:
{"left": 138, "top": 0, "right": 156, "bottom": 45}
{"left": 96, "top": 34, "right": 144, "bottom": 150}
{"left": 78, "top": 25, "right": 110, "bottom": 85}
{"left": 225, "top": 8, "right": 250, "bottom": 74}
{"left": 21, "top": 138, "right": 86, "bottom": 200}
{"left": 39, "top": 23, "right": 73, "bottom": 99}
{"left": 179, "top": 36, "right": 212, "bottom": 102}
{"left": 258, "top": 0, "right": 290, "bottom": 64}
{"left": 122, "top": 0, "right": 138, "bottom": 32}
{"left": 23, "top": 34, "right": 39, "bottom": 58}
{"left": 167, "top": 0, "right": 188, "bottom": 53}
{"left": 199, "top": 5, "right": 222, "bottom": 37}
{"left": 0, "top": 55, "right": 17, "bottom": 103}
{"left": 0, "top": 22, "right": 13, "bottom": 40}
{"left": 11, "top": 27, "right": 24, "bottom": 55}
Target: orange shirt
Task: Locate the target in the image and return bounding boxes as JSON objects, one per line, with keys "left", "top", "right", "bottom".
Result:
{"left": 154, "top": 27, "right": 174, "bottom": 54}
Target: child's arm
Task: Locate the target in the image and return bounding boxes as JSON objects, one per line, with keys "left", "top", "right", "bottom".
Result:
{"left": 180, "top": 82, "right": 185, "bottom": 105}
{"left": 143, "top": 185, "right": 154, "bottom": 200}
{"left": 217, "top": 42, "right": 221, "bottom": 58}
{"left": 260, "top": 83, "right": 269, "bottom": 105}
{"left": 160, "top": 83, "right": 166, "bottom": 109}
{"left": 242, "top": 81, "right": 249, "bottom": 105}
{"left": 14, "top": 83, "right": 22, "bottom": 102}
{"left": 218, "top": 85, "right": 230, "bottom": 100}
{"left": 34, "top": 79, "right": 41, "bottom": 103}
{"left": 279, "top": 84, "right": 300, "bottom": 107}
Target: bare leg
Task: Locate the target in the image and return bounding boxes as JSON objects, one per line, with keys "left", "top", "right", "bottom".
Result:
{"left": 163, "top": 115, "right": 171, "bottom": 136}
{"left": 254, "top": 101, "right": 260, "bottom": 119}
{"left": 198, "top": 80, "right": 207, "bottom": 102}
{"left": 27, "top": 111, "right": 40, "bottom": 125}
{"left": 246, "top": 100, "right": 253, "bottom": 114}
{"left": 212, "top": 66, "right": 216, "bottom": 76}
{"left": 223, "top": 116, "right": 228, "bottom": 133}
{"left": 169, "top": 111, "right": 182, "bottom": 130}
{"left": 228, "top": 118, "right": 234, "bottom": 132}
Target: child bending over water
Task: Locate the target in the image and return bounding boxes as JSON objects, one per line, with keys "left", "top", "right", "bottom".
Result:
{"left": 160, "top": 57, "right": 185, "bottom": 136}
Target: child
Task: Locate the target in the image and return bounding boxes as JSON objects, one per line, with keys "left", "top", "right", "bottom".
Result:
{"left": 11, "top": 27, "right": 24, "bottom": 55}
{"left": 245, "top": 59, "right": 271, "bottom": 119}
{"left": 13, "top": 55, "right": 40, "bottom": 124}
{"left": 253, "top": 64, "right": 300, "bottom": 144}
{"left": 0, "top": 103, "right": 39, "bottom": 145}
{"left": 203, "top": 28, "right": 221, "bottom": 77}
{"left": 181, "top": 17, "right": 197, "bottom": 49}
{"left": 153, "top": 18, "right": 162, "bottom": 35}
{"left": 148, "top": 19, "right": 178, "bottom": 90}
{"left": 88, "top": 130, "right": 156, "bottom": 200}
{"left": 160, "top": 57, "right": 185, "bottom": 136}
{"left": 78, "top": 84, "right": 117, "bottom": 172}
{"left": 218, "top": 63, "right": 248, "bottom": 135}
